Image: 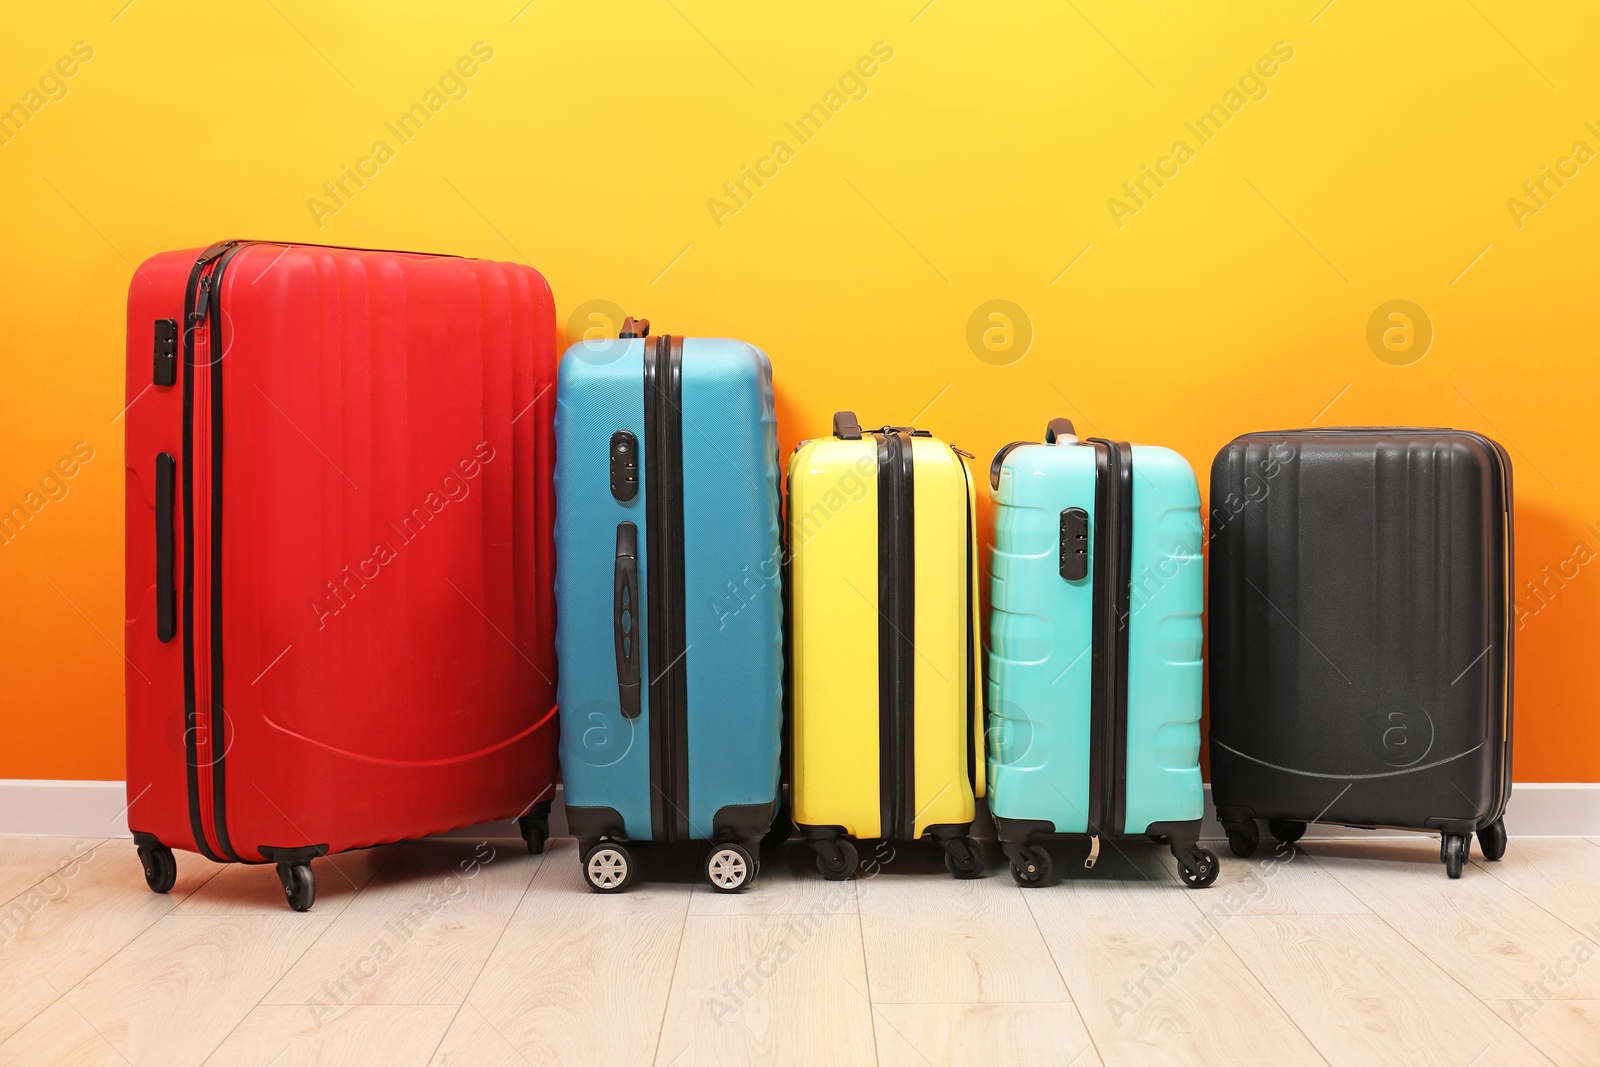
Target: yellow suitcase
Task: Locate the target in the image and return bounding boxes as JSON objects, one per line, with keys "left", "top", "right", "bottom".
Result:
{"left": 788, "top": 412, "right": 986, "bottom": 879}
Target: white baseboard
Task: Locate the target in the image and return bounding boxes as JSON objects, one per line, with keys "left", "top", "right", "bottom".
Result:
{"left": 0, "top": 780, "right": 135, "bottom": 838}
{"left": 3, "top": 780, "right": 1596, "bottom": 840}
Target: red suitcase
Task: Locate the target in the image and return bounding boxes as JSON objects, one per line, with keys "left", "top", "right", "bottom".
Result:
{"left": 124, "top": 242, "right": 558, "bottom": 910}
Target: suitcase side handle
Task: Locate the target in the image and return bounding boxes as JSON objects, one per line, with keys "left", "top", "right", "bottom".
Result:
{"left": 613, "top": 522, "right": 642, "bottom": 720}
{"left": 156, "top": 452, "right": 177, "bottom": 642}
{"left": 1045, "top": 418, "right": 1077, "bottom": 444}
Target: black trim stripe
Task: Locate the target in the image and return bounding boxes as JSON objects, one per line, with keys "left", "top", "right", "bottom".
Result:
{"left": 1085, "top": 439, "right": 1133, "bottom": 838}
{"left": 642, "top": 336, "right": 690, "bottom": 842}
{"left": 666, "top": 338, "right": 689, "bottom": 839}
{"left": 206, "top": 245, "right": 247, "bottom": 862}
{"left": 876, "top": 432, "right": 916, "bottom": 840}
{"left": 180, "top": 244, "right": 235, "bottom": 864}
{"left": 962, "top": 460, "right": 977, "bottom": 791}
{"left": 643, "top": 338, "right": 666, "bottom": 841}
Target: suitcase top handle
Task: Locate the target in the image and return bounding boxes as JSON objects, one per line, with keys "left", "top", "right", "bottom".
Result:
{"left": 832, "top": 412, "right": 934, "bottom": 441}
{"left": 618, "top": 316, "right": 650, "bottom": 339}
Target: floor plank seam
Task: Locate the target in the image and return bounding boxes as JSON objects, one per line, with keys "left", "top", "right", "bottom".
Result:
{"left": 647, "top": 874, "right": 694, "bottom": 1067}
{"left": 198, "top": 908, "right": 348, "bottom": 1063}
{"left": 1472, "top": 853, "right": 1600, "bottom": 947}
{"left": 2, "top": 858, "right": 227, "bottom": 1051}
{"left": 0, "top": 837, "right": 108, "bottom": 914}
{"left": 853, "top": 891, "right": 884, "bottom": 1067}
{"left": 1011, "top": 892, "right": 1104, "bottom": 1066}
{"left": 1210, "top": 914, "right": 1336, "bottom": 1067}
{"left": 423, "top": 846, "right": 549, "bottom": 1064}
{"left": 1317, "top": 860, "right": 1558, "bottom": 1063}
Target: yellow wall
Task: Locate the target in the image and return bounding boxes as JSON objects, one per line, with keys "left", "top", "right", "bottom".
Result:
{"left": 2, "top": 1, "right": 1596, "bottom": 781}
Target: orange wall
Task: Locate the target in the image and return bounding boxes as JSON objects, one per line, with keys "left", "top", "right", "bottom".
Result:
{"left": 2, "top": 2, "right": 1596, "bottom": 781}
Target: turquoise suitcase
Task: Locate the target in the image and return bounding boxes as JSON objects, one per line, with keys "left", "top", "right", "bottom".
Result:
{"left": 986, "top": 419, "right": 1217, "bottom": 887}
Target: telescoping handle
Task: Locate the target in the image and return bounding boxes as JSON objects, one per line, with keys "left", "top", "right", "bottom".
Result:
{"left": 613, "top": 522, "right": 642, "bottom": 720}
{"left": 156, "top": 453, "right": 176, "bottom": 642}
{"left": 833, "top": 411, "right": 863, "bottom": 440}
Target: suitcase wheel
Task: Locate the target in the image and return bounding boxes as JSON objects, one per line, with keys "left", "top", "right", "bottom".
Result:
{"left": 1477, "top": 818, "right": 1508, "bottom": 862}
{"left": 1223, "top": 821, "right": 1260, "bottom": 859}
{"left": 1268, "top": 819, "right": 1307, "bottom": 847}
{"left": 517, "top": 806, "right": 551, "bottom": 856}
{"left": 275, "top": 863, "right": 316, "bottom": 912}
{"left": 1173, "top": 845, "right": 1220, "bottom": 889}
{"left": 705, "top": 843, "right": 758, "bottom": 893}
{"left": 812, "top": 838, "right": 858, "bottom": 881}
{"left": 137, "top": 844, "right": 177, "bottom": 895}
{"left": 583, "top": 841, "right": 634, "bottom": 893}
{"left": 1007, "top": 845, "right": 1052, "bottom": 888}
{"left": 1441, "top": 833, "right": 1470, "bottom": 879}
{"left": 941, "top": 837, "right": 987, "bottom": 880}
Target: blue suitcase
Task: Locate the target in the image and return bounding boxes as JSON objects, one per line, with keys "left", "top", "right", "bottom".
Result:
{"left": 986, "top": 419, "right": 1218, "bottom": 887}
{"left": 555, "top": 318, "right": 782, "bottom": 893}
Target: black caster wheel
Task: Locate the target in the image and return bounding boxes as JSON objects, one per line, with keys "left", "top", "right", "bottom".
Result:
{"left": 942, "top": 837, "right": 987, "bottom": 879}
{"left": 276, "top": 863, "right": 316, "bottom": 912}
{"left": 813, "top": 838, "right": 858, "bottom": 881}
{"left": 1224, "top": 820, "right": 1260, "bottom": 859}
{"left": 1268, "top": 819, "right": 1307, "bottom": 846}
{"left": 1441, "top": 833, "right": 1469, "bottom": 879}
{"left": 1175, "top": 845, "right": 1220, "bottom": 889}
{"left": 1146, "top": 833, "right": 1170, "bottom": 845}
{"left": 1478, "top": 818, "right": 1507, "bottom": 862}
{"left": 583, "top": 841, "right": 633, "bottom": 893}
{"left": 137, "top": 844, "right": 177, "bottom": 894}
{"left": 517, "top": 806, "right": 551, "bottom": 855}
{"left": 1008, "top": 845, "right": 1051, "bottom": 887}
{"left": 706, "top": 843, "right": 757, "bottom": 893}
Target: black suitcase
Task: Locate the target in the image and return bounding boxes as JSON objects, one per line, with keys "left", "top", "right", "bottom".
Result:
{"left": 1207, "top": 428, "right": 1513, "bottom": 878}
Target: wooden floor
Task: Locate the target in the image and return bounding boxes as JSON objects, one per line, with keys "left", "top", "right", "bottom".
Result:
{"left": 2, "top": 832, "right": 1598, "bottom": 1066}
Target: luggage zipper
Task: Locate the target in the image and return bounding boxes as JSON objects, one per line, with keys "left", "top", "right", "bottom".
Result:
{"left": 876, "top": 430, "right": 917, "bottom": 840}
{"left": 182, "top": 241, "right": 248, "bottom": 863}
{"left": 643, "top": 335, "right": 690, "bottom": 841}
{"left": 1086, "top": 438, "right": 1132, "bottom": 859}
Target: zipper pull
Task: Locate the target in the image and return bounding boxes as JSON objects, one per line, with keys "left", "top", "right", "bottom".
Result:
{"left": 1084, "top": 835, "right": 1100, "bottom": 869}
{"left": 191, "top": 275, "right": 213, "bottom": 323}
{"left": 951, "top": 446, "right": 974, "bottom": 459}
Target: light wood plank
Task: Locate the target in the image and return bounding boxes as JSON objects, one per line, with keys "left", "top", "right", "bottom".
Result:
{"left": 857, "top": 847, "right": 1070, "bottom": 1004}
{"left": 1222, "top": 914, "right": 1546, "bottom": 1065}
{"left": 261, "top": 840, "right": 538, "bottom": 1010}
{"left": 1027, "top": 849, "right": 1322, "bottom": 1065}
{"left": 1474, "top": 836, "right": 1600, "bottom": 936}
{"left": 874, "top": 1003, "right": 1101, "bottom": 1067}
{"left": 0, "top": 913, "right": 330, "bottom": 1066}
{"left": 206, "top": 1004, "right": 458, "bottom": 1066}
{"left": 177, "top": 846, "right": 395, "bottom": 916}
{"left": 1315, "top": 839, "right": 1600, "bottom": 1000}
{"left": 0, "top": 837, "right": 105, "bottom": 905}
{"left": 428, "top": 1000, "right": 539, "bottom": 1066}
{"left": 448, "top": 838, "right": 688, "bottom": 1065}
{"left": 1150, "top": 839, "right": 1369, "bottom": 915}
{"left": 654, "top": 914, "right": 876, "bottom": 1066}
{"left": 0, "top": 839, "right": 217, "bottom": 1042}
{"left": 687, "top": 842, "right": 860, "bottom": 917}
{"left": 1486, "top": 999, "right": 1600, "bottom": 1067}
